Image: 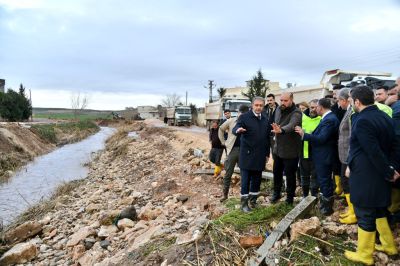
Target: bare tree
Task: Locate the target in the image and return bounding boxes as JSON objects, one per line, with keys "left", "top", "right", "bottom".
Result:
{"left": 71, "top": 92, "right": 90, "bottom": 120}
{"left": 161, "top": 93, "right": 182, "bottom": 107}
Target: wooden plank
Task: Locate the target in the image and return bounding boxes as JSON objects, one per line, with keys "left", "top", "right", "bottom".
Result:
{"left": 193, "top": 168, "right": 273, "bottom": 180}
{"left": 248, "top": 195, "right": 317, "bottom": 266}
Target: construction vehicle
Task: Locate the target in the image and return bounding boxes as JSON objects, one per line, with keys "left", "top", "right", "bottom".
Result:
{"left": 165, "top": 106, "right": 192, "bottom": 126}
{"left": 321, "top": 69, "right": 395, "bottom": 91}
{"left": 270, "top": 69, "right": 396, "bottom": 103}
{"left": 205, "top": 95, "right": 251, "bottom": 129}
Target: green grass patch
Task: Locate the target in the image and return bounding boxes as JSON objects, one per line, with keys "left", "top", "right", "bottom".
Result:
{"left": 215, "top": 199, "right": 293, "bottom": 230}
{"left": 33, "top": 112, "right": 112, "bottom": 121}
{"left": 141, "top": 237, "right": 177, "bottom": 257}
{"left": 30, "top": 124, "right": 57, "bottom": 143}
{"left": 279, "top": 235, "right": 360, "bottom": 266}
{"left": 31, "top": 121, "right": 99, "bottom": 143}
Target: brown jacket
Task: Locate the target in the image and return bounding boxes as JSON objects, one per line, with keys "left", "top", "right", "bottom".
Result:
{"left": 273, "top": 105, "right": 302, "bottom": 159}
{"left": 218, "top": 117, "right": 237, "bottom": 155}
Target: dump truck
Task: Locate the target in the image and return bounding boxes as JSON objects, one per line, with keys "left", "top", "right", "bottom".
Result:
{"left": 205, "top": 97, "right": 251, "bottom": 129}
{"left": 270, "top": 69, "right": 396, "bottom": 103}
{"left": 165, "top": 106, "right": 192, "bottom": 126}
{"left": 320, "top": 69, "right": 395, "bottom": 90}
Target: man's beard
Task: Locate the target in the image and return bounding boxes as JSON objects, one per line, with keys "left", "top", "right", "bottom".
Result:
{"left": 310, "top": 112, "right": 317, "bottom": 118}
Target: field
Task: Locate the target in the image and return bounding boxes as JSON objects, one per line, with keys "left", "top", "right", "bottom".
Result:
{"left": 32, "top": 108, "right": 116, "bottom": 121}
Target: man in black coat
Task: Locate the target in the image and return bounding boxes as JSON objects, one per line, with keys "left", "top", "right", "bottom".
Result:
{"left": 233, "top": 97, "right": 270, "bottom": 212}
{"left": 295, "top": 98, "right": 339, "bottom": 215}
{"left": 344, "top": 86, "right": 399, "bottom": 265}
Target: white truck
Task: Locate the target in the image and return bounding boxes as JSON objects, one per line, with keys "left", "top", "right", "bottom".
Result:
{"left": 165, "top": 106, "right": 192, "bottom": 126}
{"left": 320, "top": 69, "right": 395, "bottom": 91}
{"left": 205, "top": 97, "right": 251, "bottom": 129}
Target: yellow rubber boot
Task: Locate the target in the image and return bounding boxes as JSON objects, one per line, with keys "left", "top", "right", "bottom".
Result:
{"left": 388, "top": 188, "right": 400, "bottom": 213}
{"left": 339, "top": 194, "right": 357, "bottom": 224}
{"left": 375, "top": 217, "right": 398, "bottom": 255}
{"left": 344, "top": 227, "right": 375, "bottom": 265}
{"left": 334, "top": 175, "right": 343, "bottom": 195}
{"left": 213, "top": 165, "right": 222, "bottom": 177}
{"left": 339, "top": 193, "right": 351, "bottom": 218}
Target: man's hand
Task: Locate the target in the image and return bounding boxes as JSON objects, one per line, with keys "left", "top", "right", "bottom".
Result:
{"left": 390, "top": 170, "right": 400, "bottom": 182}
{"left": 236, "top": 127, "right": 247, "bottom": 134}
{"left": 345, "top": 166, "right": 350, "bottom": 178}
{"left": 271, "top": 123, "right": 282, "bottom": 134}
{"left": 294, "top": 126, "right": 304, "bottom": 138}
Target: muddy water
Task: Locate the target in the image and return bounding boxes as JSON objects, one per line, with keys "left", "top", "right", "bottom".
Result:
{"left": 0, "top": 127, "right": 115, "bottom": 225}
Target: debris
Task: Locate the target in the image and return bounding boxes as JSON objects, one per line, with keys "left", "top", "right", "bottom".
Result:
{"left": 4, "top": 221, "right": 42, "bottom": 244}
{"left": 290, "top": 216, "right": 321, "bottom": 242}
{"left": 66, "top": 226, "right": 96, "bottom": 247}
{"left": 0, "top": 242, "right": 38, "bottom": 265}
{"left": 239, "top": 236, "right": 264, "bottom": 248}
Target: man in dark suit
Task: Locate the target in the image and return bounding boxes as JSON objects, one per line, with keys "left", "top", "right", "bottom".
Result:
{"left": 343, "top": 86, "right": 399, "bottom": 265}
{"left": 295, "top": 98, "right": 339, "bottom": 215}
{"left": 233, "top": 97, "right": 270, "bottom": 212}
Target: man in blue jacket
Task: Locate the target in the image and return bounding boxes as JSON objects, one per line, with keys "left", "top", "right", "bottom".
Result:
{"left": 233, "top": 97, "right": 270, "bottom": 212}
{"left": 295, "top": 98, "right": 339, "bottom": 215}
{"left": 343, "top": 86, "right": 399, "bottom": 265}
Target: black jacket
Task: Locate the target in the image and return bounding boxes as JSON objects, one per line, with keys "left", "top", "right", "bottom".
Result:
{"left": 303, "top": 112, "right": 339, "bottom": 165}
{"left": 348, "top": 105, "right": 395, "bottom": 208}
{"left": 209, "top": 128, "right": 223, "bottom": 149}
{"left": 233, "top": 111, "right": 270, "bottom": 171}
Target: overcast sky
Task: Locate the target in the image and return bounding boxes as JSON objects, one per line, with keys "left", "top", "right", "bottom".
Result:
{"left": 1, "top": 0, "right": 399, "bottom": 110}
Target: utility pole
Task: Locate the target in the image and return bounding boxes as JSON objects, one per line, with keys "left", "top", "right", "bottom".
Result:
{"left": 207, "top": 80, "right": 215, "bottom": 103}
{"left": 185, "top": 91, "right": 188, "bottom": 106}
{"left": 29, "top": 89, "right": 33, "bottom": 122}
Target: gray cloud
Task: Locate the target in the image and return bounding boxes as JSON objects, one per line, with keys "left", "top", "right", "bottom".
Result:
{"left": 0, "top": 0, "right": 399, "bottom": 109}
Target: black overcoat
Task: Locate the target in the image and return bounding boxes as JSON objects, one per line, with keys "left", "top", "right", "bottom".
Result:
{"left": 348, "top": 105, "right": 395, "bottom": 208}
{"left": 232, "top": 111, "right": 270, "bottom": 171}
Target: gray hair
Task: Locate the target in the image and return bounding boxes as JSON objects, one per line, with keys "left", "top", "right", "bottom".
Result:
{"left": 338, "top": 87, "right": 351, "bottom": 100}
{"left": 309, "top": 99, "right": 319, "bottom": 105}
{"left": 252, "top": 96, "right": 265, "bottom": 104}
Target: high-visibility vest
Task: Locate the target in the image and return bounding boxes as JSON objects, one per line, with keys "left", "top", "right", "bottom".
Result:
{"left": 375, "top": 102, "right": 393, "bottom": 118}
{"left": 302, "top": 114, "right": 322, "bottom": 159}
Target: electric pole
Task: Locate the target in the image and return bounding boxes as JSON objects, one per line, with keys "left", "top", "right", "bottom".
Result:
{"left": 207, "top": 80, "right": 215, "bottom": 103}
{"left": 185, "top": 91, "right": 188, "bottom": 106}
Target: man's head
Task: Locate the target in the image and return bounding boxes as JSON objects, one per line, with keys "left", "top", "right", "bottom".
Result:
{"left": 252, "top": 97, "right": 265, "bottom": 114}
{"left": 386, "top": 84, "right": 399, "bottom": 106}
{"left": 316, "top": 98, "right": 332, "bottom": 116}
{"left": 279, "top": 92, "right": 294, "bottom": 110}
{"left": 309, "top": 99, "right": 319, "bottom": 118}
{"left": 332, "top": 85, "right": 344, "bottom": 102}
{"left": 266, "top": 93, "right": 276, "bottom": 108}
{"left": 338, "top": 87, "right": 351, "bottom": 110}
{"left": 238, "top": 105, "right": 249, "bottom": 117}
{"left": 223, "top": 110, "right": 231, "bottom": 119}
{"left": 350, "top": 86, "right": 375, "bottom": 113}
{"left": 375, "top": 86, "right": 389, "bottom": 104}
{"left": 298, "top": 102, "right": 309, "bottom": 113}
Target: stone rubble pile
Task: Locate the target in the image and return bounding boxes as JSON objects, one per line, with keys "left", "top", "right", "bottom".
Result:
{"left": 0, "top": 124, "right": 221, "bottom": 266}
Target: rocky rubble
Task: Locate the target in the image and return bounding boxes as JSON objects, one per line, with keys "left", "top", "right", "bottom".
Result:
{"left": 0, "top": 123, "right": 226, "bottom": 265}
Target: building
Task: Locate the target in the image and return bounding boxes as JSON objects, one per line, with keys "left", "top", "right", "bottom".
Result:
{"left": 0, "top": 79, "right": 5, "bottom": 93}
{"left": 269, "top": 84, "right": 329, "bottom": 103}
{"left": 137, "top": 106, "right": 160, "bottom": 119}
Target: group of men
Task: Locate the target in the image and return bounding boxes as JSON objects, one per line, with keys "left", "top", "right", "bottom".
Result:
{"left": 216, "top": 77, "right": 400, "bottom": 265}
